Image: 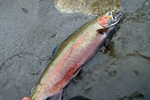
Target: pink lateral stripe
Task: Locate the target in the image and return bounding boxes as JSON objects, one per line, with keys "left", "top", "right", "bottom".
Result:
{"left": 44, "top": 24, "right": 98, "bottom": 92}
{"left": 36, "top": 15, "right": 108, "bottom": 99}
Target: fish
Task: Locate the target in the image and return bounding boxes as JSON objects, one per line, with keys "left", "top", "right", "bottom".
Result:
{"left": 22, "top": 11, "right": 122, "bottom": 100}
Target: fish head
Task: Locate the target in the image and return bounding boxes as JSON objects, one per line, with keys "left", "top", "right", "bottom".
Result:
{"left": 97, "top": 10, "right": 122, "bottom": 28}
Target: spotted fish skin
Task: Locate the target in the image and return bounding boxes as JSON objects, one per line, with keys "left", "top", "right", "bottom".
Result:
{"left": 22, "top": 11, "right": 122, "bottom": 100}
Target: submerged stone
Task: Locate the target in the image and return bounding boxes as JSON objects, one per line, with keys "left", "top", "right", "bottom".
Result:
{"left": 55, "top": 0, "right": 121, "bottom": 15}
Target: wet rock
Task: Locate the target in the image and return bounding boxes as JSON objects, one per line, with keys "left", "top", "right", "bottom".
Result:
{"left": 55, "top": 0, "right": 121, "bottom": 15}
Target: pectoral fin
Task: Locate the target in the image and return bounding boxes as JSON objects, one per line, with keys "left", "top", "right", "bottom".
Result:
{"left": 73, "top": 66, "right": 82, "bottom": 78}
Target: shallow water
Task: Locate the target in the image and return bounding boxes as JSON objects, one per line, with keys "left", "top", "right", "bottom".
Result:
{"left": 0, "top": 0, "right": 150, "bottom": 100}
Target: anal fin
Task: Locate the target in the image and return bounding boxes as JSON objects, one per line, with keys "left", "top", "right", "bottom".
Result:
{"left": 46, "top": 90, "right": 63, "bottom": 100}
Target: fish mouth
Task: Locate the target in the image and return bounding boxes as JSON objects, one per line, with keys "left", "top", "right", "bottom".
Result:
{"left": 98, "top": 10, "right": 122, "bottom": 28}
{"left": 107, "top": 10, "right": 122, "bottom": 27}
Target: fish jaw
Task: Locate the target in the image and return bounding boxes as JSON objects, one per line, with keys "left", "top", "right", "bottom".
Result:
{"left": 28, "top": 11, "right": 122, "bottom": 100}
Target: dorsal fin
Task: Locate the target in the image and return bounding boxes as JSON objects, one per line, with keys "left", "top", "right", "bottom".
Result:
{"left": 51, "top": 44, "right": 60, "bottom": 59}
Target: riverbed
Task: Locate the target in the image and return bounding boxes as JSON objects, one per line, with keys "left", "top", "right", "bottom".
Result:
{"left": 0, "top": 0, "right": 150, "bottom": 100}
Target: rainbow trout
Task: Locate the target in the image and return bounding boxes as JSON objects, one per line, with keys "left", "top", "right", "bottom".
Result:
{"left": 22, "top": 11, "right": 122, "bottom": 100}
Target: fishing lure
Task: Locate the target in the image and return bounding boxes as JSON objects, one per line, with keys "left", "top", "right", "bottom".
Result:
{"left": 22, "top": 11, "right": 122, "bottom": 100}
